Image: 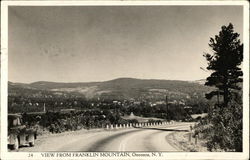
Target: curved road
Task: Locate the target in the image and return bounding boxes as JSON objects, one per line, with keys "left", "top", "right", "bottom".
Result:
{"left": 19, "top": 122, "right": 193, "bottom": 152}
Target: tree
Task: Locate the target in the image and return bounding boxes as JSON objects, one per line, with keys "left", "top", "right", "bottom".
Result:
{"left": 203, "top": 23, "right": 243, "bottom": 151}
{"left": 204, "top": 23, "right": 243, "bottom": 108}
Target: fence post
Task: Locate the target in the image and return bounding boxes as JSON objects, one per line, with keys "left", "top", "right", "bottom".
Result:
{"left": 195, "top": 135, "right": 198, "bottom": 145}
{"left": 110, "top": 124, "right": 113, "bottom": 129}
{"left": 189, "top": 132, "right": 192, "bottom": 142}
{"left": 190, "top": 125, "right": 193, "bottom": 132}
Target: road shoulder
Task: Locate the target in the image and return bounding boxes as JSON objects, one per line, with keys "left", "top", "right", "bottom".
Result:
{"left": 166, "top": 131, "right": 208, "bottom": 152}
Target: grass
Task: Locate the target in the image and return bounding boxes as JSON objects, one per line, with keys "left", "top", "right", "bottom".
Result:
{"left": 166, "top": 131, "right": 208, "bottom": 152}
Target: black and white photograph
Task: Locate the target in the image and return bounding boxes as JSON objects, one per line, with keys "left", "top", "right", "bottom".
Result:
{"left": 1, "top": 1, "right": 249, "bottom": 160}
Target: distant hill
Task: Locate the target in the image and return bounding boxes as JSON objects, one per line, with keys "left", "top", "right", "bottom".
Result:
{"left": 29, "top": 81, "right": 99, "bottom": 90}
{"left": 9, "top": 78, "right": 212, "bottom": 100}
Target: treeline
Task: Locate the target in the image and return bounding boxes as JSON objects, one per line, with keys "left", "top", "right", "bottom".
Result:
{"left": 8, "top": 96, "right": 90, "bottom": 113}
{"left": 21, "top": 109, "right": 162, "bottom": 134}
{"left": 120, "top": 104, "right": 192, "bottom": 121}
{"left": 9, "top": 93, "right": 211, "bottom": 120}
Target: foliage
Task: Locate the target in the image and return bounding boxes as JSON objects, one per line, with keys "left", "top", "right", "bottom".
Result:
{"left": 203, "top": 23, "right": 243, "bottom": 107}
{"left": 125, "top": 103, "right": 191, "bottom": 121}
{"left": 21, "top": 109, "right": 127, "bottom": 133}
{"left": 203, "top": 23, "right": 243, "bottom": 151}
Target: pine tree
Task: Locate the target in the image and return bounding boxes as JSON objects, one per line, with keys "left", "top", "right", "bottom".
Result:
{"left": 203, "top": 23, "right": 243, "bottom": 151}
{"left": 204, "top": 23, "right": 243, "bottom": 108}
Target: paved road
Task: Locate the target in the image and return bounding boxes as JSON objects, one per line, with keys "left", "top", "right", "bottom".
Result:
{"left": 19, "top": 122, "right": 193, "bottom": 152}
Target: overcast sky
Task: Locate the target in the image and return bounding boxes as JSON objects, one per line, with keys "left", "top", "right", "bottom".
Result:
{"left": 8, "top": 6, "right": 243, "bottom": 83}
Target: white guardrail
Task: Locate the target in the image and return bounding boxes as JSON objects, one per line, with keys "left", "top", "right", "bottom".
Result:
{"left": 105, "top": 121, "right": 176, "bottom": 130}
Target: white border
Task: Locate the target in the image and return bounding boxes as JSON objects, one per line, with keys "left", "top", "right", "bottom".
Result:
{"left": 242, "top": 2, "right": 249, "bottom": 156}
{"left": 1, "top": 1, "right": 9, "bottom": 159}
{"left": 1, "top": 1, "right": 249, "bottom": 160}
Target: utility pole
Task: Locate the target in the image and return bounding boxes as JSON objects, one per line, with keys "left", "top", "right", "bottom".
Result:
{"left": 43, "top": 103, "right": 46, "bottom": 112}
{"left": 217, "top": 90, "right": 220, "bottom": 108}
{"left": 166, "top": 95, "right": 168, "bottom": 119}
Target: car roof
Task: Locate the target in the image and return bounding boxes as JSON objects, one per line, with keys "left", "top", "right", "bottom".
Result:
{"left": 8, "top": 114, "right": 22, "bottom": 118}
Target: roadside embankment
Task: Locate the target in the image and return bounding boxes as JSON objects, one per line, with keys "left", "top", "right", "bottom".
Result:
{"left": 166, "top": 131, "right": 208, "bottom": 152}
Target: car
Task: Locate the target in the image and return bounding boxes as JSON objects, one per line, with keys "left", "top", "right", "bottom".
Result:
{"left": 8, "top": 114, "right": 37, "bottom": 150}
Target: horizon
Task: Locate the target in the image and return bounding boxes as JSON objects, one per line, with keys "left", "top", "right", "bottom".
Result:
{"left": 9, "top": 77, "right": 206, "bottom": 84}
{"left": 8, "top": 6, "right": 243, "bottom": 83}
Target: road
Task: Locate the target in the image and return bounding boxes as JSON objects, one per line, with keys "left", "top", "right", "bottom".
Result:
{"left": 19, "top": 122, "right": 193, "bottom": 152}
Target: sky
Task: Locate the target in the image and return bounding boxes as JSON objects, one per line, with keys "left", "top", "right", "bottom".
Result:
{"left": 8, "top": 6, "right": 243, "bottom": 83}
